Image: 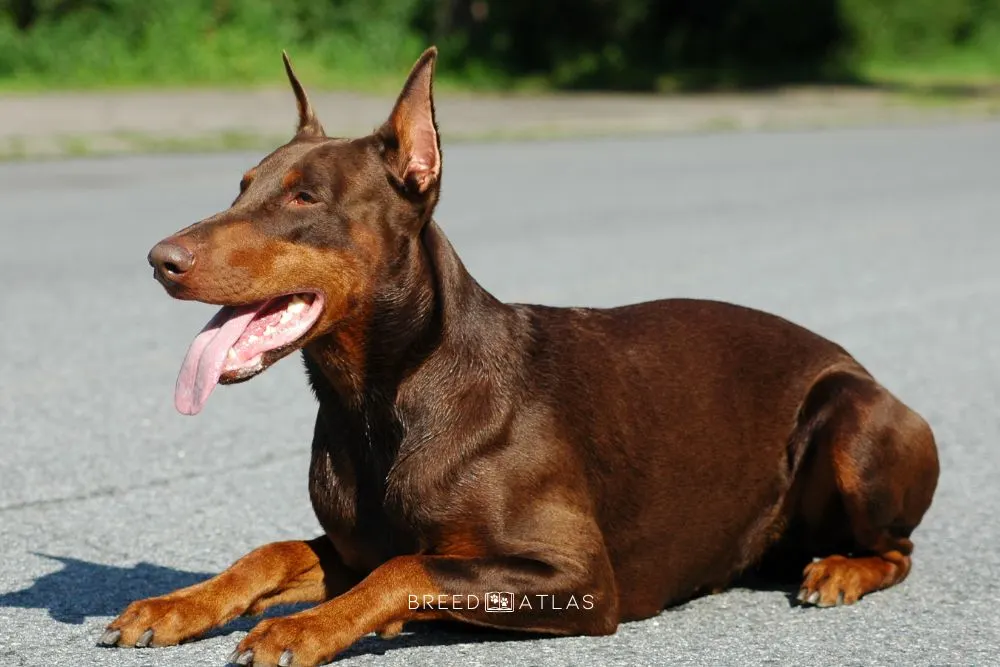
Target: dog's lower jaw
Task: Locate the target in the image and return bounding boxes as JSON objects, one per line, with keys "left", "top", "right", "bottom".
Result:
{"left": 218, "top": 362, "right": 264, "bottom": 385}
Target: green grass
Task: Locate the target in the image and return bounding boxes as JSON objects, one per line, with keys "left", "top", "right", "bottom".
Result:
{"left": 0, "top": 47, "right": 474, "bottom": 95}
{"left": 2, "top": 52, "right": 999, "bottom": 97}
{"left": 2, "top": 5, "right": 1000, "bottom": 95}
{"left": 0, "top": 49, "right": 532, "bottom": 96}
{"left": 859, "top": 56, "right": 1000, "bottom": 90}
{"left": 0, "top": 0, "right": 530, "bottom": 95}
{"left": 3, "top": 2, "right": 1000, "bottom": 96}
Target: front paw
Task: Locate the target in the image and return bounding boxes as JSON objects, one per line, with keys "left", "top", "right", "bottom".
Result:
{"left": 230, "top": 614, "right": 349, "bottom": 667}
{"left": 98, "top": 593, "right": 220, "bottom": 648}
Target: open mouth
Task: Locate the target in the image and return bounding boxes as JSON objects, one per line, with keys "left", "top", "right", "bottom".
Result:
{"left": 174, "top": 293, "right": 324, "bottom": 415}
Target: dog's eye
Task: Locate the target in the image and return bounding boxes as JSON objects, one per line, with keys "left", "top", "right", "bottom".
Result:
{"left": 293, "top": 191, "right": 316, "bottom": 205}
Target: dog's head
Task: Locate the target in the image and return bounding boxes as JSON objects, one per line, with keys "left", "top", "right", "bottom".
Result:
{"left": 148, "top": 48, "right": 442, "bottom": 415}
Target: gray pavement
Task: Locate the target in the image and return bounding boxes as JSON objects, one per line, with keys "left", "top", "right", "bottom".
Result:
{"left": 2, "top": 121, "right": 999, "bottom": 665}
{"left": 1, "top": 85, "right": 999, "bottom": 159}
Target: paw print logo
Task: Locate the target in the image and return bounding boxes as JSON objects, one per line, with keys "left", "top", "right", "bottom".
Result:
{"left": 485, "top": 591, "right": 514, "bottom": 612}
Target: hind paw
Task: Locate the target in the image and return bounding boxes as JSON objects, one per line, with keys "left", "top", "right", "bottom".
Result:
{"left": 797, "top": 552, "right": 909, "bottom": 607}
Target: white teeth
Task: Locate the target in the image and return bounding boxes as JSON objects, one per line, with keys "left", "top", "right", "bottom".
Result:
{"left": 227, "top": 349, "right": 238, "bottom": 360}
{"left": 279, "top": 310, "right": 294, "bottom": 324}
{"left": 264, "top": 325, "right": 277, "bottom": 336}
{"left": 287, "top": 296, "right": 308, "bottom": 314}
{"left": 247, "top": 335, "right": 259, "bottom": 344}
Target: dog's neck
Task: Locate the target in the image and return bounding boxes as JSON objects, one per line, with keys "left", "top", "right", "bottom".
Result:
{"left": 303, "top": 220, "right": 519, "bottom": 455}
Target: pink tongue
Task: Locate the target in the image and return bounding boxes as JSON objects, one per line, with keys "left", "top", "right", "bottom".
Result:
{"left": 174, "top": 303, "right": 266, "bottom": 415}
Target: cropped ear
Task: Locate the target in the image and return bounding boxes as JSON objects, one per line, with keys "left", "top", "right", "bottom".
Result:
{"left": 282, "top": 51, "right": 325, "bottom": 138}
{"left": 383, "top": 47, "right": 441, "bottom": 194}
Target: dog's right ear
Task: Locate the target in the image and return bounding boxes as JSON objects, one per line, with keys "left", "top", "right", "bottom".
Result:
{"left": 282, "top": 51, "right": 325, "bottom": 139}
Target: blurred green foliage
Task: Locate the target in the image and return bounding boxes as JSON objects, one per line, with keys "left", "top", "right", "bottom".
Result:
{"left": 0, "top": 0, "right": 998, "bottom": 90}
{"left": 0, "top": 0, "right": 426, "bottom": 87}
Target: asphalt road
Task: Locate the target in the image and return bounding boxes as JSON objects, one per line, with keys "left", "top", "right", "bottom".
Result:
{"left": 2, "top": 122, "right": 999, "bottom": 666}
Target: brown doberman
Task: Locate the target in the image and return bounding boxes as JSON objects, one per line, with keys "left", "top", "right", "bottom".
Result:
{"left": 99, "top": 48, "right": 940, "bottom": 666}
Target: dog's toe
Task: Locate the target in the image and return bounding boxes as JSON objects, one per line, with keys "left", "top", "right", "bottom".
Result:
{"left": 815, "top": 593, "right": 839, "bottom": 608}
{"left": 278, "top": 649, "right": 294, "bottom": 667}
{"left": 235, "top": 649, "right": 254, "bottom": 665}
{"left": 135, "top": 629, "right": 154, "bottom": 648}
{"left": 97, "top": 629, "right": 121, "bottom": 647}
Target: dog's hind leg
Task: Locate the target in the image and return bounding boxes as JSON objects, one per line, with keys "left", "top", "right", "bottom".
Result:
{"left": 98, "top": 537, "right": 358, "bottom": 648}
{"left": 789, "top": 370, "right": 940, "bottom": 607}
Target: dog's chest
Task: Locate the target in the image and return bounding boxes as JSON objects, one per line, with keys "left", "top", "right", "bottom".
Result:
{"left": 308, "top": 443, "right": 418, "bottom": 572}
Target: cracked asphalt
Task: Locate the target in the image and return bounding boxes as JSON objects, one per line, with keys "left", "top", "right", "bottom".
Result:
{"left": 2, "top": 121, "right": 999, "bottom": 666}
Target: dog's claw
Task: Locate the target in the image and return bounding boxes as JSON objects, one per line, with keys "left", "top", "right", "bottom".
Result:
{"left": 806, "top": 591, "right": 820, "bottom": 605}
{"left": 836, "top": 591, "right": 845, "bottom": 606}
{"left": 278, "top": 649, "right": 294, "bottom": 667}
{"left": 135, "top": 629, "right": 154, "bottom": 648}
{"left": 227, "top": 650, "right": 241, "bottom": 664}
{"left": 796, "top": 589, "right": 807, "bottom": 603}
{"left": 236, "top": 649, "right": 254, "bottom": 665}
{"left": 98, "top": 629, "right": 121, "bottom": 646}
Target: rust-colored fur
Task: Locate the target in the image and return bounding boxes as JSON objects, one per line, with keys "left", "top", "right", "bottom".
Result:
{"left": 100, "top": 48, "right": 940, "bottom": 666}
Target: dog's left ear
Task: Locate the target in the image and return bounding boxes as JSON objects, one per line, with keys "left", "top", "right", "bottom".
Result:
{"left": 282, "top": 51, "right": 325, "bottom": 138}
{"left": 383, "top": 47, "right": 441, "bottom": 195}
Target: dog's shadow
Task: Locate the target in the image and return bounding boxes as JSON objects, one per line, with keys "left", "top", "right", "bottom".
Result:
{"left": 730, "top": 571, "right": 803, "bottom": 607}
{"left": 0, "top": 554, "right": 538, "bottom": 658}
{"left": 0, "top": 554, "right": 215, "bottom": 625}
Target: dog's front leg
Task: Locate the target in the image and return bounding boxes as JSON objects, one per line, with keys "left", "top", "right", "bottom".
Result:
{"left": 232, "top": 552, "right": 620, "bottom": 666}
{"left": 98, "top": 537, "right": 359, "bottom": 648}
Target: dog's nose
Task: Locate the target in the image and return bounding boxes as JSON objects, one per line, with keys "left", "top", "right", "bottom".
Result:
{"left": 148, "top": 240, "right": 195, "bottom": 283}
